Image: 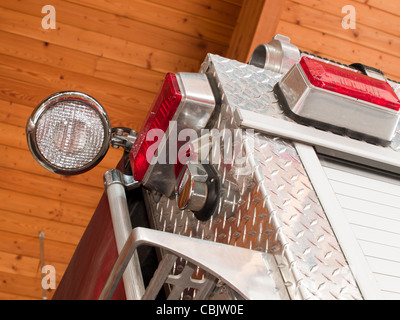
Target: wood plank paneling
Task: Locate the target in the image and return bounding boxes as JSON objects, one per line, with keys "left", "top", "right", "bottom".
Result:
{"left": 0, "top": 145, "right": 106, "bottom": 189}
{"left": 281, "top": 1, "right": 400, "bottom": 60}
{"left": 0, "top": 76, "right": 146, "bottom": 131}
{"left": 0, "top": 0, "right": 242, "bottom": 299}
{"left": 278, "top": 1, "right": 400, "bottom": 80}
{"left": 0, "top": 230, "right": 76, "bottom": 264}
{"left": 0, "top": 8, "right": 201, "bottom": 74}
{"left": 1, "top": 0, "right": 227, "bottom": 60}
{"left": 0, "top": 271, "right": 42, "bottom": 299}
{"left": 0, "top": 53, "right": 155, "bottom": 112}
{"left": 0, "top": 250, "right": 66, "bottom": 282}
{"left": 291, "top": 0, "right": 400, "bottom": 37}
{"left": 275, "top": 20, "right": 400, "bottom": 80}
{"left": 0, "top": 209, "right": 85, "bottom": 245}
{"left": 3, "top": 0, "right": 397, "bottom": 301}
{"left": 228, "top": 0, "right": 400, "bottom": 83}
{"left": 227, "top": 0, "right": 284, "bottom": 62}
{"left": 149, "top": 0, "right": 241, "bottom": 26}
{"left": 0, "top": 167, "right": 103, "bottom": 208}
{"left": 65, "top": 0, "right": 234, "bottom": 45}
{"left": 0, "top": 188, "right": 93, "bottom": 227}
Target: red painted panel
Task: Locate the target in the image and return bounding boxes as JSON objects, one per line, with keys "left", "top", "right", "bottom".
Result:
{"left": 53, "top": 185, "right": 126, "bottom": 299}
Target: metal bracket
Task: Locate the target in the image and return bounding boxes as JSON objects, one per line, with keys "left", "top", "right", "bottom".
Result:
{"left": 99, "top": 227, "right": 285, "bottom": 300}
{"left": 104, "top": 169, "right": 141, "bottom": 190}
{"left": 110, "top": 127, "right": 137, "bottom": 152}
{"left": 142, "top": 253, "right": 217, "bottom": 300}
{"left": 350, "top": 63, "right": 387, "bottom": 82}
{"left": 39, "top": 232, "right": 47, "bottom": 300}
{"left": 249, "top": 34, "right": 300, "bottom": 74}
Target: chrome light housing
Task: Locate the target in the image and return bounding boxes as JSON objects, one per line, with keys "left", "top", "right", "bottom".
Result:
{"left": 26, "top": 91, "right": 111, "bottom": 175}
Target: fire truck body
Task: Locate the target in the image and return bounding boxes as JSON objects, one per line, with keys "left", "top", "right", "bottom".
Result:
{"left": 138, "top": 52, "right": 400, "bottom": 300}
{"left": 27, "top": 35, "right": 400, "bottom": 300}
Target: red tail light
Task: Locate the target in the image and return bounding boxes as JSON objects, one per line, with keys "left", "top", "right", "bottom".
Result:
{"left": 129, "top": 73, "right": 182, "bottom": 182}
{"left": 300, "top": 57, "right": 400, "bottom": 111}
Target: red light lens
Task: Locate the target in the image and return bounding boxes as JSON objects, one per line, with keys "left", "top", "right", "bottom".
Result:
{"left": 300, "top": 57, "right": 400, "bottom": 112}
{"left": 130, "top": 73, "right": 182, "bottom": 181}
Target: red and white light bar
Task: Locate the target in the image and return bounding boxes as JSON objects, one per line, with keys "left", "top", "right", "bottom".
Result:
{"left": 274, "top": 56, "right": 400, "bottom": 145}
{"left": 130, "top": 72, "right": 215, "bottom": 197}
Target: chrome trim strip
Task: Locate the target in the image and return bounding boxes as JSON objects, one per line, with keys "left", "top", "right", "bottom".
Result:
{"left": 235, "top": 108, "right": 400, "bottom": 174}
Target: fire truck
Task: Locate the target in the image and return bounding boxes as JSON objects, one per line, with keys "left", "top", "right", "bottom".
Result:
{"left": 26, "top": 35, "right": 400, "bottom": 300}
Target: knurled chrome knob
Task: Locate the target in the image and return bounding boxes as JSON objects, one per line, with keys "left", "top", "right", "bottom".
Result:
{"left": 176, "top": 163, "right": 208, "bottom": 212}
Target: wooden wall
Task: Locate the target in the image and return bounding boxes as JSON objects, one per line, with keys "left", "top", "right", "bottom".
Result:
{"left": 277, "top": 0, "right": 400, "bottom": 81}
{"left": 229, "top": 0, "right": 400, "bottom": 82}
{"left": 1, "top": 0, "right": 399, "bottom": 300}
{"left": 0, "top": 0, "right": 242, "bottom": 299}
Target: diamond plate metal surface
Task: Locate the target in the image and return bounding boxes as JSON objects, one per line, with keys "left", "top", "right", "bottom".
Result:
{"left": 146, "top": 71, "right": 280, "bottom": 255}
{"left": 205, "top": 54, "right": 400, "bottom": 153}
{"left": 245, "top": 132, "right": 361, "bottom": 299}
{"left": 143, "top": 54, "right": 385, "bottom": 300}
{"left": 205, "top": 54, "right": 364, "bottom": 299}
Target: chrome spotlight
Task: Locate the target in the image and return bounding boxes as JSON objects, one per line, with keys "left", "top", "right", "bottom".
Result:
{"left": 26, "top": 91, "right": 111, "bottom": 175}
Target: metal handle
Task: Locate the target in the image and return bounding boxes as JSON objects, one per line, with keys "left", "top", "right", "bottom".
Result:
{"left": 104, "top": 169, "right": 144, "bottom": 300}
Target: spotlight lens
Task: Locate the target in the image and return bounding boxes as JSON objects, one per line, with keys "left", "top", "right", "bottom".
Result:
{"left": 27, "top": 92, "right": 111, "bottom": 175}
